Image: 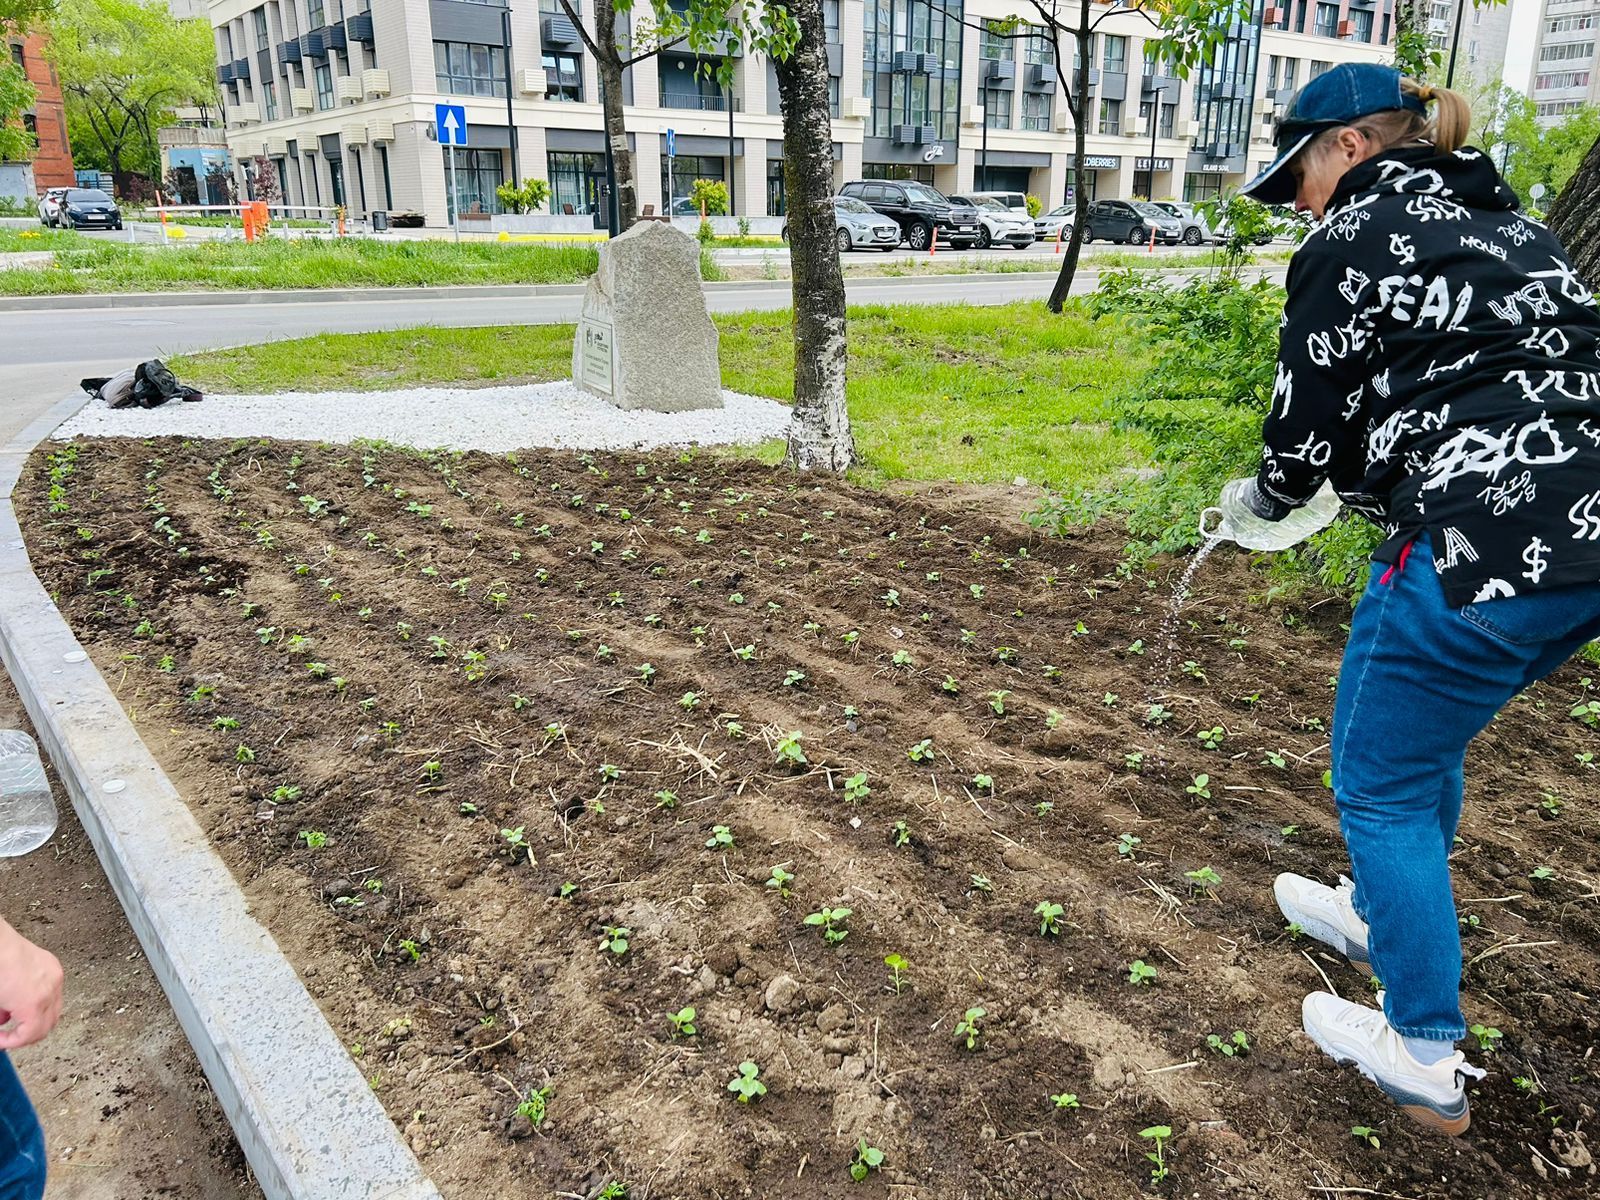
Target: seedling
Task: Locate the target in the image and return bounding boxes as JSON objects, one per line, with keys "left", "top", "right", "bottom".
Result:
{"left": 1128, "top": 960, "right": 1157, "bottom": 986}
{"left": 1206, "top": 1031, "right": 1251, "bottom": 1057}
{"left": 884, "top": 953, "right": 909, "bottom": 994}
{"left": 732, "top": 643, "right": 756, "bottom": 661}
{"left": 1139, "top": 1125, "right": 1172, "bottom": 1183}
{"left": 766, "top": 864, "right": 794, "bottom": 898}
{"left": 298, "top": 829, "right": 327, "bottom": 850}
{"left": 599, "top": 925, "right": 631, "bottom": 956}
{"left": 1531, "top": 865, "right": 1556, "bottom": 881}
{"left": 515, "top": 1085, "right": 551, "bottom": 1128}
{"left": 1047, "top": 710, "right": 1066, "bottom": 730}
{"left": 1350, "top": 1124, "right": 1380, "bottom": 1150}
{"left": 1185, "top": 866, "right": 1222, "bottom": 894}
{"left": 1102, "top": 692, "right": 1119, "bottom": 708}
{"left": 559, "top": 882, "right": 578, "bottom": 898}
{"left": 1281, "top": 824, "right": 1300, "bottom": 837}
{"left": 843, "top": 772, "right": 871, "bottom": 803}
{"left": 1263, "top": 749, "right": 1288, "bottom": 769}
{"left": 1145, "top": 704, "right": 1173, "bottom": 726}
{"left": 597, "top": 1183, "right": 627, "bottom": 1199}
{"left": 1117, "top": 833, "right": 1142, "bottom": 858}
{"left": 1123, "top": 750, "right": 1144, "bottom": 772}
{"left": 727, "top": 1061, "right": 766, "bottom": 1103}
{"left": 1197, "top": 726, "right": 1226, "bottom": 750}
{"left": 500, "top": 826, "right": 533, "bottom": 864}
{"left": 783, "top": 669, "right": 808, "bottom": 688}
{"left": 1539, "top": 792, "right": 1563, "bottom": 817}
{"left": 1469, "top": 1023, "right": 1503, "bottom": 1053}
{"left": 397, "top": 938, "right": 423, "bottom": 962}
{"left": 637, "top": 662, "right": 657, "bottom": 683}
{"left": 907, "top": 738, "right": 935, "bottom": 763}
{"left": 940, "top": 675, "right": 961, "bottom": 695}
{"left": 1181, "top": 660, "right": 1207, "bottom": 681}
{"left": 420, "top": 760, "right": 443, "bottom": 784}
{"left": 235, "top": 743, "right": 257, "bottom": 764}
{"left": 271, "top": 785, "right": 301, "bottom": 804}
{"left": 954, "top": 1006, "right": 986, "bottom": 1050}
{"left": 891, "top": 820, "right": 911, "bottom": 847}
{"left": 653, "top": 789, "right": 679, "bottom": 810}
{"left": 1185, "top": 774, "right": 1212, "bottom": 800}
{"left": 891, "top": 649, "right": 914, "bottom": 668}
{"left": 969, "top": 874, "right": 993, "bottom": 894}
{"left": 850, "top": 1139, "right": 886, "bottom": 1182}
{"left": 705, "top": 825, "right": 735, "bottom": 850}
{"left": 211, "top": 716, "right": 240, "bottom": 731}
{"left": 971, "top": 773, "right": 994, "bottom": 793}
{"left": 680, "top": 690, "right": 702, "bottom": 709}
{"left": 775, "top": 732, "right": 808, "bottom": 768}
{"left": 1125, "top": 639, "right": 1146, "bottom": 657}
{"left": 1050, "top": 1092, "right": 1080, "bottom": 1109}
{"left": 1035, "top": 901, "right": 1064, "bottom": 937}
{"left": 987, "top": 690, "right": 1011, "bottom": 716}
{"left": 805, "top": 905, "right": 853, "bottom": 945}
{"left": 667, "top": 1006, "right": 698, "bottom": 1039}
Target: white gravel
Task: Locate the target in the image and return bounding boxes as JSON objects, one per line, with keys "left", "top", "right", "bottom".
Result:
{"left": 52, "top": 380, "right": 793, "bottom": 453}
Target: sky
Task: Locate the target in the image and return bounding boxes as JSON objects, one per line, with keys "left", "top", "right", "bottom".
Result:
{"left": 1502, "top": 0, "right": 1538, "bottom": 92}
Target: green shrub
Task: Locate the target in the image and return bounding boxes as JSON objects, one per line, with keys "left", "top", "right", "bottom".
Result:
{"left": 1032, "top": 268, "right": 1380, "bottom": 598}
{"left": 689, "top": 178, "right": 730, "bottom": 216}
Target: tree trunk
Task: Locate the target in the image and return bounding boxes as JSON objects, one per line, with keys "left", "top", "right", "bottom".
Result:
{"left": 1046, "top": 17, "right": 1092, "bottom": 313}
{"left": 593, "top": 0, "right": 637, "bottom": 229}
{"left": 774, "top": 0, "right": 854, "bottom": 472}
{"left": 1547, "top": 132, "right": 1600, "bottom": 288}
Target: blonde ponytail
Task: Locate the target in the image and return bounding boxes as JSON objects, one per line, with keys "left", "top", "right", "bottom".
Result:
{"left": 1347, "top": 76, "right": 1472, "bottom": 154}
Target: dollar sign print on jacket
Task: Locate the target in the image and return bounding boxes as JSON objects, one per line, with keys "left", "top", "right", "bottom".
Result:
{"left": 1257, "top": 145, "right": 1600, "bottom": 603}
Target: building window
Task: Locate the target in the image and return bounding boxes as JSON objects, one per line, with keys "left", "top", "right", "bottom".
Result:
{"left": 1535, "top": 70, "right": 1592, "bottom": 89}
{"left": 435, "top": 41, "right": 508, "bottom": 97}
{"left": 1159, "top": 102, "right": 1176, "bottom": 137}
{"left": 1294, "top": 0, "right": 1307, "bottom": 33}
{"left": 253, "top": 7, "right": 269, "bottom": 50}
{"left": 315, "top": 63, "right": 334, "bottom": 109}
{"left": 1540, "top": 41, "right": 1596, "bottom": 63}
{"left": 1309, "top": 60, "right": 1330, "bottom": 79}
{"left": 828, "top": 74, "right": 840, "bottom": 118}
{"left": 1098, "top": 97, "right": 1121, "bottom": 134}
{"left": 1021, "top": 89, "right": 1049, "bottom": 131}
{"left": 263, "top": 80, "right": 278, "bottom": 120}
{"left": 308, "top": 0, "right": 325, "bottom": 27}
{"left": 864, "top": 0, "right": 965, "bottom": 142}
{"left": 444, "top": 147, "right": 504, "bottom": 220}
{"left": 1024, "top": 28, "right": 1054, "bottom": 65}
{"left": 767, "top": 158, "right": 785, "bottom": 215}
{"left": 985, "top": 87, "right": 1011, "bottom": 128}
{"left": 1282, "top": 58, "right": 1298, "bottom": 92}
{"left": 662, "top": 153, "right": 726, "bottom": 209}
{"left": 9, "top": 41, "right": 23, "bottom": 68}
{"left": 548, "top": 150, "right": 604, "bottom": 214}
{"left": 1352, "top": 9, "right": 1373, "bottom": 42}
{"left": 1313, "top": 3, "right": 1339, "bottom": 38}
{"left": 1102, "top": 34, "right": 1126, "bottom": 73}
{"left": 543, "top": 52, "right": 581, "bottom": 101}
{"left": 980, "top": 24, "right": 1013, "bottom": 61}
{"left": 1183, "top": 171, "right": 1222, "bottom": 204}
{"left": 824, "top": 0, "right": 841, "bottom": 40}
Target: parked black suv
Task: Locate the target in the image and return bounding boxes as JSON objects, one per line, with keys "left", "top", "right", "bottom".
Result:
{"left": 838, "top": 179, "right": 981, "bottom": 250}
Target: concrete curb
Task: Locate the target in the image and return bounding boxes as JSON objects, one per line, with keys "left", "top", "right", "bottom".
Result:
{"left": 0, "top": 396, "right": 442, "bottom": 1200}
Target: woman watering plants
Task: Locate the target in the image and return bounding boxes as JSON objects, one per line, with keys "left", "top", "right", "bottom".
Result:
{"left": 1211, "top": 62, "right": 1600, "bottom": 1135}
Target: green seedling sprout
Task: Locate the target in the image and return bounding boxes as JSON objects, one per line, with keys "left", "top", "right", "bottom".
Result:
{"left": 1139, "top": 1125, "right": 1172, "bottom": 1183}
{"left": 907, "top": 738, "right": 935, "bottom": 762}
{"left": 298, "top": 829, "right": 326, "bottom": 849}
{"left": 1117, "top": 833, "right": 1142, "bottom": 858}
{"left": 1350, "top": 1124, "right": 1380, "bottom": 1150}
{"left": 397, "top": 938, "right": 422, "bottom": 962}
{"left": 1206, "top": 1031, "right": 1251, "bottom": 1057}
{"left": 891, "top": 820, "right": 911, "bottom": 847}
{"left": 1050, "top": 1092, "right": 1080, "bottom": 1109}
{"left": 1035, "top": 901, "right": 1065, "bottom": 937}
{"left": 515, "top": 1084, "right": 551, "bottom": 1128}
{"left": 987, "top": 690, "right": 1010, "bottom": 716}
{"left": 843, "top": 772, "right": 871, "bottom": 803}
{"left": 599, "top": 925, "right": 631, "bottom": 956}
{"left": 1128, "top": 960, "right": 1157, "bottom": 986}
{"left": 849, "top": 1139, "right": 886, "bottom": 1182}
{"left": 884, "top": 953, "right": 909, "bottom": 994}
{"left": 727, "top": 1061, "right": 766, "bottom": 1103}
{"left": 705, "top": 825, "right": 735, "bottom": 850}
{"left": 1185, "top": 773, "right": 1212, "bottom": 800}
{"left": 954, "top": 1006, "right": 986, "bottom": 1050}
{"left": 775, "top": 732, "right": 808, "bottom": 768}
{"left": 804, "top": 905, "right": 852, "bottom": 945}
{"left": 1185, "top": 866, "right": 1222, "bottom": 894}
{"left": 500, "top": 826, "right": 533, "bottom": 864}
{"left": 971, "top": 773, "right": 995, "bottom": 793}
{"left": 766, "top": 864, "right": 794, "bottom": 899}
{"left": 1469, "top": 1023, "right": 1503, "bottom": 1053}
{"left": 668, "top": 1006, "right": 697, "bottom": 1039}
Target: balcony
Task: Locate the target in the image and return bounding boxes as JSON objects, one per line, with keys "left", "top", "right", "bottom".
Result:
{"left": 661, "top": 92, "right": 737, "bottom": 111}
{"left": 277, "top": 40, "right": 302, "bottom": 64}
{"left": 346, "top": 12, "right": 375, "bottom": 43}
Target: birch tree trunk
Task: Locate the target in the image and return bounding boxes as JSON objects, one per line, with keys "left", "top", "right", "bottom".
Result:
{"left": 773, "top": 0, "right": 854, "bottom": 472}
{"left": 1547, "top": 133, "right": 1600, "bottom": 288}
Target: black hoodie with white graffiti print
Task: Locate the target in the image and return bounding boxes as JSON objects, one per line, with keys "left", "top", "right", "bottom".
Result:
{"left": 1255, "top": 143, "right": 1600, "bottom": 606}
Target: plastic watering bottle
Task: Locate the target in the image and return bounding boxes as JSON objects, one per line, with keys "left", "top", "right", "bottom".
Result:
{"left": 0, "top": 730, "right": 57, "bottom": 857}
{"left": 1199, "top": 479, "right": 1343, "bottom": 553}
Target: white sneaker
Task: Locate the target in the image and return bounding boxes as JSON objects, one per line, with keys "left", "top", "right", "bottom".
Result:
{"left": 1275, "top": 873, "right": 1372, "bottom": 973}
{"left": 1302, "top": 992, "right": 1485, "bottom": 1136}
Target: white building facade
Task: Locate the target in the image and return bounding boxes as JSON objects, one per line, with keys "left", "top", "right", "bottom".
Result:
{"left": 205, "top": 0, "right": 1397, "bottom": 226}
{"left": 1528, "top": 0, "right": 1599, "bottom": 124}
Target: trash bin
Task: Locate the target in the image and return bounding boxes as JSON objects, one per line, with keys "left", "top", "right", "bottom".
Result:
{"left": 371, "top": 209, "right": 389, "bottom": 232}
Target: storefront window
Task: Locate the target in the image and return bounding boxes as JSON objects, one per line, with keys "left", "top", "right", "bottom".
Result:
{"left": 1183, "top": 172, "right": 1223, "bottom": 204}
{"left": 548, "top": 151, "right": 605, "bottom": 215}
{"left": 443, "top": 147, "right": 505, "bottom": 221}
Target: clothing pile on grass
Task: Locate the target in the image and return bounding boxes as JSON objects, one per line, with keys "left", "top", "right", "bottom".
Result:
{"left": 80, "top": 360, "right": 203, "bottom": 409}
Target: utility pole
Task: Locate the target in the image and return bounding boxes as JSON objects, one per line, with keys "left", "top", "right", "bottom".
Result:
{"left": 980, "top": 74, "right": 989, "bottom": 191}
{"left": 728, "top": 81, "right": 736, "bottom": 217}
{"left": 1145, "top": 81, "right": 1162, "bottom": 199}
{"left": 502, "top": 5, "right": 520, "bottom": 187}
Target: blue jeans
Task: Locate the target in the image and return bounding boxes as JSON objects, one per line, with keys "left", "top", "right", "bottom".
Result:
{"left": 1333, "top": 535, "right": 1600, "bottom": 1040}
{"left": 0, "top": 1052, "right": 45, "bottom": 1200}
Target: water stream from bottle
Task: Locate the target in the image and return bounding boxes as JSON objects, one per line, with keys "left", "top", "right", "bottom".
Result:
{"left": 1148, "top": 535, "right": 1225, "bottom": 769}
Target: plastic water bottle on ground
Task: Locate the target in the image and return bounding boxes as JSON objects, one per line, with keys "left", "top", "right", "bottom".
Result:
{"left": 0, "top": 730, "right": 57, "bottom": 857}
{"left": 1199, "top": 479, "right": 1344, "bottom": 552}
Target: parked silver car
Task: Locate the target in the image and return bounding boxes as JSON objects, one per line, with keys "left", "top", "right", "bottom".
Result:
{"left": 37, "top": 187, "right": 67, "bottom": 227}
{"left": 947, "top": 194, "right": 1036, "bottom": 249}
{"left": 1152, "top": 201, "right": 1212, "bottom": 246}
{"left": 781, "top": 195, "right": 903, "bottom": 252}
{"left": 1034, "top": 203, "right": 1076, "bottom": 243}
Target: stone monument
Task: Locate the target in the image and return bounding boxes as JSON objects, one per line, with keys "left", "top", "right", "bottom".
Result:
{"left": 572, "top": 220, "right": 723, "bottom": 413}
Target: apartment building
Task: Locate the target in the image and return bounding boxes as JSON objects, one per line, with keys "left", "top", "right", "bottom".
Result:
{"left": 3, "top": 29, "right": 74, "bottom": 192}
{"left": 205, "top": 0, "right": 1394, "bottom": 226}
{"left": 1529, "top": 0, "right": 1599, "bottom": 124}
{"left": 1416, "top": 1, "right": 1512, "bottom": 90}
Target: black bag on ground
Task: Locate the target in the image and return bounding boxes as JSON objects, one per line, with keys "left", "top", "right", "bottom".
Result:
{"left": 131, "top": 359, "right": 202, "bottom": 408}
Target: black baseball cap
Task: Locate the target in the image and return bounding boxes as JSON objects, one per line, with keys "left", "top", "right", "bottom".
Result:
{"left": 1241, "top": 64, "right": 1428, "bottom": 205}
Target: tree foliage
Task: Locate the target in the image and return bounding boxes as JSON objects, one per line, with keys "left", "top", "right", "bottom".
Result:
{"left": 1499, "top": 97, "right": 1600, "bottom": 210}
{"left": 0, "top": 0, "right": 55, "bottom": 162}
{"left": 46, "top": 0, "right": 215, "bottom": 187}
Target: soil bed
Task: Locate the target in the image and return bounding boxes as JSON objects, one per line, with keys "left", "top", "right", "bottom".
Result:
{"left": 20, "top": 437, "right": 1600, "bottom": 1200}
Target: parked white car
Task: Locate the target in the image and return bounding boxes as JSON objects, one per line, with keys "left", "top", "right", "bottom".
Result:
{"left": 1151, "top": 200, "right": 1213, "bottom": 246}
{"left": 1033, "top": 203, "right": 1076, "bottom": 242}
{"left": 948, "top": 194, "right": 1036, "bottom": 249}
{"left": 37, "top": 187, "right": 67, "bottom": 226}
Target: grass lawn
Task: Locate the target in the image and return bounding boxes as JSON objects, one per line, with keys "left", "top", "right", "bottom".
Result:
{"left": 171, "top": 302, "right": 1150, "bottom": 492}
{"left": 0, "top": 234, "right": 600, "bottom": 295}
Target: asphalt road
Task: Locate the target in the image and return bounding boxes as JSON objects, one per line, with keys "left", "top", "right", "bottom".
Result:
{"left": 0, "top": 271, "right": 1075, "bottom": 445}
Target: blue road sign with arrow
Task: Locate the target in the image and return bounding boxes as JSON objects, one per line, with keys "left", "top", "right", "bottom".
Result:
{"left": 436, "top": 103, "right": 468, "bottom": 146}
{"left": 665, "top": 128, "right": 676, "bottom": 157}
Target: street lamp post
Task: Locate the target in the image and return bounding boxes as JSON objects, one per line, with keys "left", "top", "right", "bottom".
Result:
{"left": 1144, "top": 81, "right": 1164, "bottom": 200}
{"left": 980, "top": 77, "right": 989, "bottom": 192}
{"left": 1445, "top": 0, "right": 1468, "bottom": 88}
